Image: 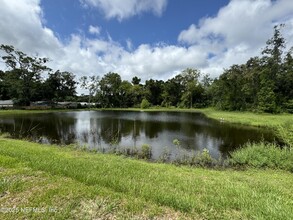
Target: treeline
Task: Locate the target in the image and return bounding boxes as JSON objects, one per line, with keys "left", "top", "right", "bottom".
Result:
{"left": 211, "top": 25, "right": 293, "bottom": 112}
{"left": 0, "top": 25, "right": 292, "bottom": 112}
{"left": 83, "top": 68, "right": 211, "bottom": 109}
{"left": 0, "top": 44, "right": 77, "bottom": 106}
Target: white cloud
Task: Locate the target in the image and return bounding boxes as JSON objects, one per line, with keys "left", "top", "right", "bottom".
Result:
{"left": 116, "top": 44, "right": 207, "bottom": 80}
{"left": 0, "top": 0, "right": 62, "bottom": 59}
{"left": 1, "top": 0, "right": 293, "bottom": 95}
{"left": 126, "top": 39, "right": 133, "bottom": 51}
{"left": 89, "top": 25, "right": 101, "bottom": 35}
{"left": 178, "top": 0, "right": 293, "bottom": 76}
{"left": 0, "top": 0, "right": 203, "bottom": 84}
{"left": 80, "top": 0, "right": 168, "bottom": 21}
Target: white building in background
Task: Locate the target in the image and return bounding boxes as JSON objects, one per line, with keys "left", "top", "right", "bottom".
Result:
{"left": 0, "top": 100, "right": 13, "bottom": 108}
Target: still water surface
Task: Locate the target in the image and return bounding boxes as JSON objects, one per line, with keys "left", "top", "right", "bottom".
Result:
{"left": 0, "top": 110, "right": 277, "bottom": 159}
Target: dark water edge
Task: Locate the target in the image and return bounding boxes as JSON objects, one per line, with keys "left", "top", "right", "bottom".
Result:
{"left": 0, "top": 110, "right": 278, "bottom": 160}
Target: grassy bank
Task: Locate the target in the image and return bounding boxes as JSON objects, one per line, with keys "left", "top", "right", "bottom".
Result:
{"left": 0, "top": 109, "right": 87, "bottom": 115}
{"left": 96, "top": 107, "right": 292, "bottom": 128}
{"left": 196, "top": 108, "right": 292, "bottom": 128}
{"left": 0, "top": 138, "right": 293, "bottom": 219}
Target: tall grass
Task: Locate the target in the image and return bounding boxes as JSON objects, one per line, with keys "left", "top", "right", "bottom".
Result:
{"left": 229, "top": 142, "right": 293, "bottom": 172}
{"left": 275, "top": 122, "right": 293, "bottom": 149}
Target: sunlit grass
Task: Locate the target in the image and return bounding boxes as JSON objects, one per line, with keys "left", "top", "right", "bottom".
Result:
{"left": 0, "top": 138, "right": 293, "bottom": 219}
{"left": 197, "top": 108, "right": 292, "bottom": 128}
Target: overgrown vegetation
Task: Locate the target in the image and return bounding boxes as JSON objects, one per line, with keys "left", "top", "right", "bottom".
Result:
{"left": 68, "top": 137, "right": 293, "bottom": 172}
{"left": 229, "top": 142, "right": 293, "bottom": 172}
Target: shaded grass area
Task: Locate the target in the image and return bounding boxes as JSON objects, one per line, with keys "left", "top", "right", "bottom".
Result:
{"left": 0, "top": 138, "right": 293, "bottom": 219}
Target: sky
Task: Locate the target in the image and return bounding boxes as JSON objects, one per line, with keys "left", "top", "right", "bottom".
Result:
{"left": 1, "top": 0, "right": 293, "bottom": 93}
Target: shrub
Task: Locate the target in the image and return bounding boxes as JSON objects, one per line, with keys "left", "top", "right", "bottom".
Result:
{"left": 158, "top": 147, "right": 171, "bottom": 162}
{"left": 172, "top": 139, "right": 180, "bottom": 147}
{"left": 173, "top": 148, "right": 217, "bottom": 167}
{"left": 229, "top": 142, "right": 293, "bottom": 172}
{"left": 140, "top": 144, "right": 152, "bottom": 159}
{"left": 140, "top": 99, "right": 151, "bottom": 109}
{"left": 276, "top": 123, "right": 293, "bottom": 149}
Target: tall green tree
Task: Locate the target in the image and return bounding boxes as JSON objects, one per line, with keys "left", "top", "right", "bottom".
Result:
{"left": 80, "top": 75, "right": 99, "bottom": 105}
{"left": 179, "top": 68, "right": 201, "bottom": 108}
{"left": 119, "top": 80, "right": 133, "bottom": 107}
{"left": 0, "top": 44, "right": 50, "bottom": 105}
{"left": 98, "top": 72, "right": 122, "bottom": 107}
{"left": 44, "top": 70, "right": 77, "bottom": 101}
{"left": 131, "top": 76, "right": 141, "bottom": 85}
{"left": 162, "top": 77, "right": 182, "bottom": 107}
{"left": 144, "top": 79, "right": 164, "bottom": 106}
{"left": 280, "top": 49, "right": 293, "bottom": 112}
{"left": 0, "top": 70, "right": 10, "bottom": 100}
{"left": 130, "top": 84, "right": 144, "bottom": 107}
{"left": 257, "top": 25, "right": 286, "bottom": 112}
{"left": 209, "top": 24, "right": 292, "bottom": 113}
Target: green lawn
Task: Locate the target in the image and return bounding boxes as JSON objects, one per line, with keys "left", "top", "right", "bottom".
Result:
{"left": 197, "top": 108, "right": 292, "bottom": 128}
{"left": 0, "top": 138, "right": 293, "bottom": 219}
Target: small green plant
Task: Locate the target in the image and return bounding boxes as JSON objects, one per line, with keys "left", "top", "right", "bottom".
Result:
{"left": 173, "top": 148, "right": 217, "bottom": 167}
{"left": 158, "top": 147, "right": 171, "bottom": 162}
{"left": 117, "top": 146, "right": 139, "bottom": 158}
{"left": 140, "top": 144, "right": 152, "bottom": 159}
{"left": 0, "top": 177, "right": 9, "bottom": 193}
{"left": 110, "top": 136, "right": 119, "bottom": 146}
{"left": 172, "top": 139, "right": 181, "bottom": 148}
{"left": 196, "top": 148, "right": 215, "bottom": 167}
{"left": 140, "top": 99, "right": 151, "bottom": 109}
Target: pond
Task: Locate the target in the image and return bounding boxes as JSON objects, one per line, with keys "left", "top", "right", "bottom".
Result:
{"left": 0, "top": 110, "right": 277, "bottom": 160}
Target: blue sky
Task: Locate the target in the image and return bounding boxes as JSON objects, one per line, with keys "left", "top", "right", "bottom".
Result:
{"left": 41, "top": 0, "right": 229, "bottom": 48}
{"left": 1, "top": 0, "right": 293, "bottom": 93}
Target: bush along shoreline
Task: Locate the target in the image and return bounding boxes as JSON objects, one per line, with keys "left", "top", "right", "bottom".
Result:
{"left": 81, "top": 140, "right": 293, "bottom": 172}
{"left": 3, "top": 132, "right": 291, "bottom": 172}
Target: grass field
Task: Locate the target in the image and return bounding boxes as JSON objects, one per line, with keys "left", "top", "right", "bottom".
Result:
{"left": 0, "top": 138, "right": 293, "bottom": 219}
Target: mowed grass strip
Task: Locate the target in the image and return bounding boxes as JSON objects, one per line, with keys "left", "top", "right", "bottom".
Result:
{"left": 0, "top": 138, "right": 293, "bottom": 219}
{"left": 194, "top": 108, "right": 293, "bottom": 128}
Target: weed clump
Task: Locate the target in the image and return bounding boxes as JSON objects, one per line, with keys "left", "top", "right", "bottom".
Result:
{"left": 229, "top": 142, "right": 293, "bottom": 172}
{"left": 140, "top": 144, "right": 152, "bottom": 160}
{"left": 174, "top": 148, "right": 218, "bottom": 167}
